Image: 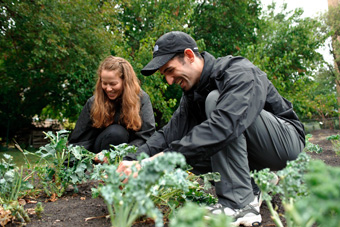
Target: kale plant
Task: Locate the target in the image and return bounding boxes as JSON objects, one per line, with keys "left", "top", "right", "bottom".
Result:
{"left": 285, "top": 160, "right": 340, "bottom": 227}
{"left": 326, "top": 134, "right": 340, "bottom": 156}
{"left": 169, "top": 202, "right": 233, "bottom": 227}
{"left": 96, "top": 143, "right": 137, "bottom": 165}
{"left": 304, "top": 134, "right": 322, "bottom": 153}
{"left": 252, "top": 152, "right": 311, "bottom": 227}
{"left": 26, "top": 130, "right": 95, "bottom": 197}
{"left": 91, "top": 152, "right": 190, "bottom": 227}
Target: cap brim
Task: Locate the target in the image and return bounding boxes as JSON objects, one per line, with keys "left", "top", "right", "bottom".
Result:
{"left": 141, "top": 53, "right": 176, "bottom": 76}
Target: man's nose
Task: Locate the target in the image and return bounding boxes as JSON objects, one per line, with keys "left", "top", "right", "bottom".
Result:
{"left": 165, "top": 75, "right": 174, "bottom": 85}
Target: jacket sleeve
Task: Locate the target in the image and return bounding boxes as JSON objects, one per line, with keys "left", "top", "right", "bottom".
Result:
{"left": 124, "top": 95, "right": 190, "bottom": 160}
{"left": 128, "top": 91, "right": 156, "bottom": 147}
{"left": 125, "top": 58, "right": 270, "bottom": 165}
{"left": 166, "top": 58, "right": 270, "bottom": 165}
{"left": 68, "top": 96, "right": 99, "bottom": 151}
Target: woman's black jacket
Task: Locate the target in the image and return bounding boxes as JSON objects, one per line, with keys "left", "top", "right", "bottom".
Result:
{"left": 68, "top": 90, "right": 155, "bottom": 152}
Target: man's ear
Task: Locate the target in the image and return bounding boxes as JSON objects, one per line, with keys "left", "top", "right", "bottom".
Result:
{"left": 184, "top": 48, "right": 195, "bottom": 63}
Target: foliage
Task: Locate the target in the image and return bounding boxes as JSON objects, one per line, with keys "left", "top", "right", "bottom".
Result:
{"left": 326, "top": 134, "right": 340, "bottom": 140}
{"left": 150, "top": 171, "right": 219, "bottom": 219}
{"left": 327, "top": 134, "right": 340, "bottom": 155}
{"left": 240, "top": 3, "right": 330, "bottom": 119}
{"left": 169, "top": 202, "right": 233, "bottom": 227}
{"left": 0, "top": 154, "right": 33, "bottom": 204}
{"left": 25, "top": 130, "right": 95, "bottom": 197}
{"left": 252, "top": 134, "right": 336, "bottom": 227}
{"left": 252, "top": 152, "right": 311, "bottom": 227}
{"left": 309, "top": 64, "right": 339, "bottom": 120}
{"left": 187, "top": 172, "right": 220, "bottom": 201}
{"left": 93, "top": 146, "right": 220, "bottom": 224}
{"left": 286, "top": 160, "right": 340, "bottom": 227}
{"left": 304, "top": 134, "right": 323, "bottom": 154}
{"left": 105, "top": 0, "right": 196, "bottom": 126}
{"left": 0, "top": 0, "right": 334, "bottom": 137}
{"left": 0, "top": 0, "right": 116, "bottom": 137}
{"left": 91, "top": 152, "right": 189, "bottom": 227}
{"left": 0, "top": 154, "right": 33, "bottom": 225}
{"left": 96, "top": 143, "right": 138, "bottom": 166}
{"left": 35, "top": 202, "right": 44, "bottom": 219}
{"left": 3, "top": 200, "right": 30, "bottom": 225}
{"left": 327, "top": 3, "right": 340, "bottom": 74}
{"left": 191, "top": 0, "right": 261, "bottom": 58}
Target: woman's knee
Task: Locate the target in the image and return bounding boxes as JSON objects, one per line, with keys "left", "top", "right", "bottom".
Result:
{"left": 102, "top": 124, "right": 129, "bottom": 143}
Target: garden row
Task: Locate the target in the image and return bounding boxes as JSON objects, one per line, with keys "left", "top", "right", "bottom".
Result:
{"left": 1, "top": 130, "right": 340, "bottom": 227}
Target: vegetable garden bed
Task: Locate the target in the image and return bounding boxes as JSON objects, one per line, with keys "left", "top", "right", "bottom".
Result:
{"left": 1, "top": 129, "right": 340, "bottom": 227}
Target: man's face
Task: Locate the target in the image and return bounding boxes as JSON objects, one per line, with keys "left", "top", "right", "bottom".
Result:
{"left": 159, "top": 56, "right": 200, "bottom": 91}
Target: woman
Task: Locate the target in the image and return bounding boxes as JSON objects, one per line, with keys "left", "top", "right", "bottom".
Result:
{"left": 68, "top": 56, "right": 155, "bottom": 153}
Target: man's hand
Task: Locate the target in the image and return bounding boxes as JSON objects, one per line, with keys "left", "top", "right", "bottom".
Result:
{"left": 94, "top": 152, "right": 108, "bottom": 164}
{"left": 117, "top": 161, "right": 141, "bottom": 183}
{"left": 115, "top": 152, "right": 164, "bottom": 183}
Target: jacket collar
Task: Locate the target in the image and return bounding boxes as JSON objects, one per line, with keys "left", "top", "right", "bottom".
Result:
{"left": 198, "top": 51, "right": 216, "bottom": 90}
{"left": 184, "top": 51, "right": 216, "bottom": 101}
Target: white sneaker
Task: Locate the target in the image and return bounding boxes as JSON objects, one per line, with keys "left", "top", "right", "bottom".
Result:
{"left": 207, "top": 201, "right": 261, "bottom": 226}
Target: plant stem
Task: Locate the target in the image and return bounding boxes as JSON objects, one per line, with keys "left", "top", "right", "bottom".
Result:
{"left": 265, "top": 200, "right": 284, "bottom": 227}
{"left": 105, "top": 201, "right": 115, "bottom": 226}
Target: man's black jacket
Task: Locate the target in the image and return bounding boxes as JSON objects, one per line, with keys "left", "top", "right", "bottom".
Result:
{"left": 125, "top": 52, "right": 305, "bottom": 165}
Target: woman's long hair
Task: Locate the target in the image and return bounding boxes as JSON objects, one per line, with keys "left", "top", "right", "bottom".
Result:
{"left": 91, "top": 56, "right": 142, "bottom": 131}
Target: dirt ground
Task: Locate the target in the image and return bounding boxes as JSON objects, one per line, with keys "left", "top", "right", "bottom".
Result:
{"left": 6, "top": 129, "right": 340, "bottom": 227}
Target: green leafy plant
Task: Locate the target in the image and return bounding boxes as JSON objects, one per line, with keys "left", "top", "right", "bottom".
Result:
{"left": 252, "top": 152, "right": 311, "bottom": 227}
{"left": 149, "top": 171, "right": 219, "bottom": 220}
{"left": 0, "top": 154, "right": 33, "bottom": 225}
{"left": 91, "top": 152, "right": 190, "bottom": 227}
{"left": 182, "top": 172, "right": 220, "bottom": 205}
{"left": 304, "top": 134, "right": 323, "bottom": 153}
{"left": 285, "top": 160, "right": 340, "bottom": 227}
{"left": 26, "top": 130, "right": 95, "bottom": 197}
{"left": 326, "top": 134, "right": 340, "bottom": 155}
{"left": 4, "top": 201, "right": 30, "bottom": 224}
{"left": 96, "top": 143, "right": 137, "bottom": 165}
{"left": 35, "top": 202, "right": 44, "bottom": 219}
{"left": 169, "top": 202, "right": 233, "bottom": 227}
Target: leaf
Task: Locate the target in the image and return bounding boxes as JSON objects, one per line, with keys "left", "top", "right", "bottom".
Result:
{"left": 3, "top": 154, "right": 13, "bottom": 161}
{"left": 71, "top": 146, "right": 83, "bottom": 160}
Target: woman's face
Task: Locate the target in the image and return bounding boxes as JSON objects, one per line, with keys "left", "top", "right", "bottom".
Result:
{"left": 101, "top": 70, "right": 124, "bottom": 100}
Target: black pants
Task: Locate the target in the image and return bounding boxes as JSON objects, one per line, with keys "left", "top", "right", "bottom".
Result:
{"left": 192, "top": 90, "right": 304, "bottom": 209}
{"left": 93, "top": 124, "right": 129, "bottom": 153}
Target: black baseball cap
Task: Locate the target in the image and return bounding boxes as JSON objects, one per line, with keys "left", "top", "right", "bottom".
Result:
{"left": 141, "top": 31, "right": 199, "bottom": 76}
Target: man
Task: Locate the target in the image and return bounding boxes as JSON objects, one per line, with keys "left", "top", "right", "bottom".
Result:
{"left": 120, "top": 31, "right": 305, "bottom": 226}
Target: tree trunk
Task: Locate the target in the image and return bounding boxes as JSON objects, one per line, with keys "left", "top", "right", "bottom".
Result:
{"left": 328, "top": 0, "right": 340, "bottom": 125}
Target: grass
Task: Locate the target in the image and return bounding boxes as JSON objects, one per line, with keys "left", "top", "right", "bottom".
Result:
{"left": 0, "top": 146, "right": 41, "bottom": 167}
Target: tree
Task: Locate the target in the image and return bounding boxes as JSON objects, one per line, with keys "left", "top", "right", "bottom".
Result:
{"left": 104, "top": 0, "right": 196, "bottom": 127}
{"left": 0, "top": 0, "right": 116, "bottom": 137}
{"left": 239, "top": 3, "right": 330, "bottom": 119}
{"left": 327, "top": 0, "right": 340, "bottom": 123}
{"left": 191, "top": 0, "right": 261, "bottom": 58}
{"left": 0, "top": 0, "right": 334, "bottom": 139}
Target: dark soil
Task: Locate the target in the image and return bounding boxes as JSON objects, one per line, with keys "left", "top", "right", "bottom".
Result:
{"left": 7, "top": 129, "right": 340, "bottom": 227}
